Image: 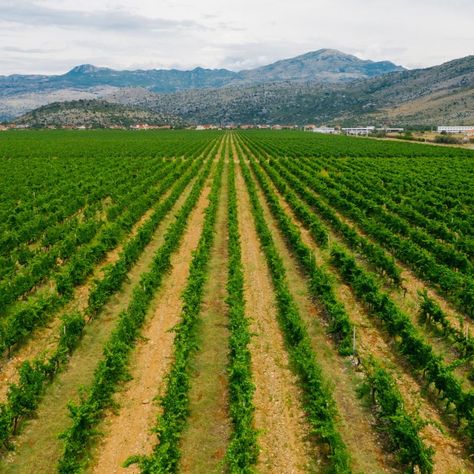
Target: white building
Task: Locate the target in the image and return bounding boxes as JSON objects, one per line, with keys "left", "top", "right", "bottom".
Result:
{"left": 437, "top": 126, "right": 474, "bottom": 134}
{"left": 195, "top": 125, "right": 218, "bottom": 130}
{"left": 312, "top": 127, "right": 337, "bottom": 134}
{"left": 376, "top": 127, "right": 404, "bottom": 133}
{"left": 342, "top": 126, "right": 375, "bottom": 136}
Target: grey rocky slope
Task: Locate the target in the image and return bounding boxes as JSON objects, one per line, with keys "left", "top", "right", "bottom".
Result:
{"left": 104, "top": 55, "right": 474, "bottom": 126}
{"left": 238, "top": 48, "right": 404, "bottom": 83}
{"left": 6, "top": 52, "right": 473, "bottom": 126}
{"left": 0, "top": 49, "right": 403, "bottom": 121}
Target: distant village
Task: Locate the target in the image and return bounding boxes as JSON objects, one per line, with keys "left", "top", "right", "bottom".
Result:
{"left": 194, "top": 124, "right": 474, "bottom": 138}
{"left": 1, "top": 123, "right": 473, "bottom": 139}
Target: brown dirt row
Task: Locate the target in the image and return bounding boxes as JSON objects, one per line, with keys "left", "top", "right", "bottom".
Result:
{"left": 266, "top": 154, "right": 472, "bottom": 339}
{"left": 88, "top": 138, "right": 226, "bottom": 474}
{"left": 300, "top": 179, "right": 474, "bottom": 385}
{"left": 241, "top": 154, "right": 393, "bottom": 474}
{"left": 260, "top": 154, "right": 474, "bottom": 386}
{"left": 387, "top": 274, "right": 474, "bottom": 385}
{"left": 278, "top": 162, "right": 474, "bottom": 385}
{"left": 253, "top": 159, "right": 473, "bottom": 474}
{"left": 8, "top": 171, "right": 166, "bottom": 310}
{"left": 235, "top": 156, "right": 316, "bottom": 473}
{"left": 314, "top": 177, "right": 474, "bottom": 338}
{"left": 0, "top": 169, "right": 188, "bottom": 403}
{"left": 89, "top": 182, "right": 216, "bottom": 473}
{"left": 178, "top": 156, "right": 231, "bottom": 473}
{"left": 0, "top": 160, "right": 215, "bottom": 474}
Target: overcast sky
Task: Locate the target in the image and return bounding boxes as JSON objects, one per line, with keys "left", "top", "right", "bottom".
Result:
{"left": 1, "top": 0, "right": 473, "bottom": 75}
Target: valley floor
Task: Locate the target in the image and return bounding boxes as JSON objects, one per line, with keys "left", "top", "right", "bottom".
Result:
{"left": 0, "top": 130, "right": 473, "bottom": 473}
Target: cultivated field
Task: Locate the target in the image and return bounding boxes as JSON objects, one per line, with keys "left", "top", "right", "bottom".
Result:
{"left": 0, "top": 129, "right": 474, "bottom": 473}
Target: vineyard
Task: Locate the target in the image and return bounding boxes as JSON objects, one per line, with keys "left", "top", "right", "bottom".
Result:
{"left": 0, "top": 129, "right": 473, "bottom": 473}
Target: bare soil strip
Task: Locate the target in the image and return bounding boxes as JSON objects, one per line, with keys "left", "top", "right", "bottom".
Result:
{"left": 0, "top": 176, "right": 181, "bottom": 402}
{"left": 89, "top": 171, "right": 217, "bottom": 474}
{"left": 2, "top": 166, "right": 167, "bottom": 316}
{"left": 246, "top": 162, "right": 392, "bottom": 473}
{"left": 0, "top": 169, "right": 213, "bottom": 474}
{"left": 263, "top": 170, "right": 473, "bottom": 474}
{"left": 178, "top": 160, "right": 231, "bottom": 473}
{"left": 387, "top": 272, "right": 474, "bottom": 385}
{"left": 320, "top": 191, "right": 474, "bottom": 337}
{"left": 235, "top": 162, "right": 314, "bottom": 474}
{"left": 308, "top": 195, "right": 474, "bottom": 385}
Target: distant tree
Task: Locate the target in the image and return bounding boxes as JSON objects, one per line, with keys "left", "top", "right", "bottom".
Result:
{"left": 434, "top": 134, "right": 460, "bottom": 144}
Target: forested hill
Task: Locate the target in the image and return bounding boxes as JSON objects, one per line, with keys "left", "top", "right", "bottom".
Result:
{"left": 12, "top": 100, "right": 185, "bottom": 128}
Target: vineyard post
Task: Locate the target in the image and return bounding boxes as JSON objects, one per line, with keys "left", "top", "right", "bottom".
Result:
{"left": 352, "top": 325, "right": 357, "bottom": 354}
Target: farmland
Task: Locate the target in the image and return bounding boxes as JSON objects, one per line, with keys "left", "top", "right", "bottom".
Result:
{"left": 0, "top": 129, "right": 473, "bottom": 473}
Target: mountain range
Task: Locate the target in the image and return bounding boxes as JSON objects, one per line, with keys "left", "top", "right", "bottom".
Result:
{"left": 0, "top": 49, "right": 404, "bottom": 121}
{"left": 2, "top": 49, "right": 473, "bottom": 126}
{"left": 105, "top": 54, "right": 474, "bottom": 127}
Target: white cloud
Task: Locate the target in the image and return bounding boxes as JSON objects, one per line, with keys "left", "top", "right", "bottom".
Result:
{"left": 0, "top": 0, "right": 472, "bottom": 75}
{"left": 0, "top": 1, "right": 201, "bottom": 30}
